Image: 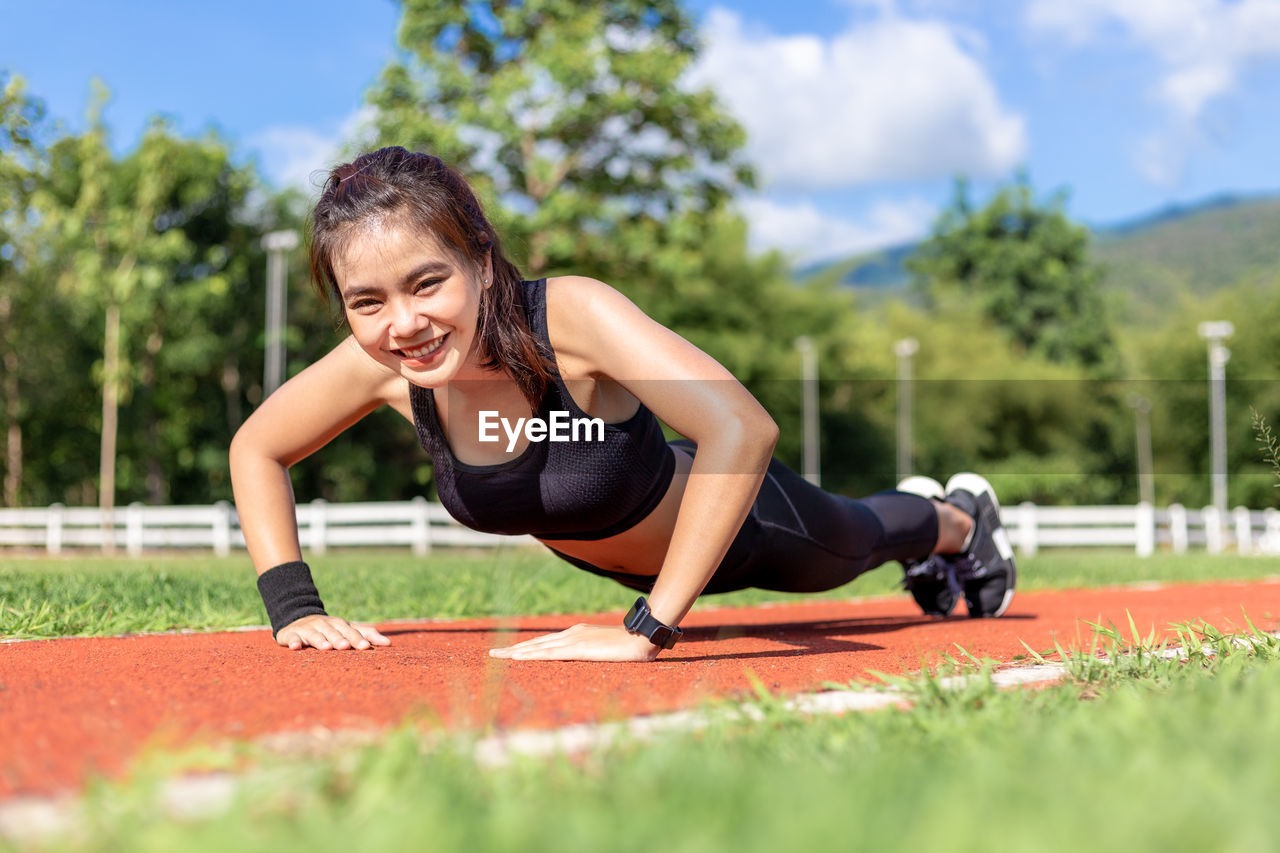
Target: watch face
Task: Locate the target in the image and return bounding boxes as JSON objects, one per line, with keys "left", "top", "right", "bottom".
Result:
{"left": 624, "top": 599, "right": 647, "bottom": 632}
{"left": 622, "top": 597, "right": 681, "bottom": 648}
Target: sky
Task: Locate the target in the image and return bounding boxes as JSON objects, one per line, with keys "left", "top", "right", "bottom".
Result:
{"left": 5, "top": 0, "right": 1280, "bottom": 264}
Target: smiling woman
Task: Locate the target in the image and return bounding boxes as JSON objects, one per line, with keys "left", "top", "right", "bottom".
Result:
{"left": 228, "top": 146, "right": 1017, "bottom": 663}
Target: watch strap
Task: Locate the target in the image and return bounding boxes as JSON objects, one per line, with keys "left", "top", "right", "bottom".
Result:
{"left": 623, "top": 596, "right": 683, "bottom": 650}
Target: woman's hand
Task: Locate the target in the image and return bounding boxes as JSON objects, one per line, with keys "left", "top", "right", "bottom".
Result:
{"left": 489, "top": 624, "right": 661, "bottom": 662}
{"left": 276, "top": 614, "right": 391, "bottom": 651}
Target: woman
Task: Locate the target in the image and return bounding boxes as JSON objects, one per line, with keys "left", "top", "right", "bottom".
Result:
{"left": 229, "top": 146, "right": 1016, "bottom": 662}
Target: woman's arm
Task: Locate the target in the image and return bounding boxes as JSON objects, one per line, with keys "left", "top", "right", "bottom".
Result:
{"left": 490, "top": 276, "right": 778, "bottom": 661}
{"left": 230, "top": 335, "right": 403, "bottom": 650}
{"left": 569, "top": 282, "right": 778, "bottom": 628}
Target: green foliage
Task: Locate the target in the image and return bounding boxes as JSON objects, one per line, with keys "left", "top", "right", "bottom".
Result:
{"left": 1126, "top": 280, "right": 1280, "bottom": 508}
{"left": 1253, "top": 408, "right": 1280, "bottom": 492}
{"left": 25, "top": 86, "right": 266, "bottom": 506}
{"left": 1094, "top": 195, "right": 1280, "bottom": 324}
{"left": 0, "top": 73, "right": 52, "bottom": 506}
{"left": 881, "top": 177, "right": 1140, "bottom": 502}
{"left": 910, "top": 176, "right": 1117, "bottom": 372}
{"left": 369, "top": 0, "right": 753, "bottom": 276}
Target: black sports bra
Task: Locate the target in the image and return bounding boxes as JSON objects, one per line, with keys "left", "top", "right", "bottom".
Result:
{"left": 409, "top": 279, "right": 676, "bottom": 540}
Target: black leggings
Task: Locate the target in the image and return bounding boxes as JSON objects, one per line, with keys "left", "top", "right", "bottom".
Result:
{"left": 548, "top": 442, "right": 939, "bottom": 595}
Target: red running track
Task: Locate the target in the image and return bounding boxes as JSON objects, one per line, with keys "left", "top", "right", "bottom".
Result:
{"left": 2, "top": 580, "right": 1279, "bottom": 798}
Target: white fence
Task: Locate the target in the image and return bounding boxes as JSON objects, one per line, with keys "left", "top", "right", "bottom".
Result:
{"left": 0, "top": 499, "right": 533, "bottom": 557}
{"left": 0, "top": 500, "right": 1277, "bottom": 558}
{"left": 1003, "top": 503, "right": 1280, "bottom": 557}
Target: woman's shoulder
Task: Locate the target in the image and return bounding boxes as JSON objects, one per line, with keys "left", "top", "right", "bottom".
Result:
{"left": 542, "top": 275, "right": 647, "bottom": 341}
{"left": 542, "top": 274, "right": 622, "bottom": 310}
{"left": 541, "top": 275, "right": 643, "bottom": 371}
{"left": 540, "top": 274, "right": 711, "bottom": 388}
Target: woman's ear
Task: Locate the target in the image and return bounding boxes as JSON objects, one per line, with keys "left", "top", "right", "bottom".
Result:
{"left": 481, "top": 252, "right": 494, "bottom": 289}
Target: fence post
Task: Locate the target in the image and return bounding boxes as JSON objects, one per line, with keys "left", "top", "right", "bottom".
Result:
{"left": 1203, "top": 505, "right": 1223, "bottom": 554}
{"left": 410, "top": 495, "right": 432, "bottom": 557}
{"left": 1017, "top": 502, "right": 1038, "bottom": 556}
{"left": 1233, "top": 506, "right": 1253, "bottom": 554}
{"left": 46, "top": 503, "right": 64, "bottom": 555}
{"left": 309, "top": 498, "right": 328, "bottom": 556}
{"left": 1265, "top": 507, "right": 1280, "bottom": 556}
{"left": 1135, "top": 502, "right": 1154, "bottom": 557}
{"left": 1169, "top": 504, "right": 1187, "bottom": 554}
{"left": 213, "top": 500, "right": 232, "bottom": 557}
{"left": 126, "top": 502, "right": 145, "bottom": 556}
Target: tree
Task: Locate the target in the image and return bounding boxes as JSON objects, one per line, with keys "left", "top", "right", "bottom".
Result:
{"left": 909, "top": 177, "right": 1117, "bottom": 372}
{"left": 0, "top": 73, "right": 48, "bottom": 506}
{"left": 1129, "top": 279, "right": 1280, "bottom": 509}
{"left": 366, "top": 0, "right": 752, "bottom": 278}
{"left": 109, "top": 127, "right": 260, "bottom": 505}
{"left": 35, "top": 86, "right": 188, "bottom": 542}
{"left": 33, "top": 85, "right": 260, "bottom": 516}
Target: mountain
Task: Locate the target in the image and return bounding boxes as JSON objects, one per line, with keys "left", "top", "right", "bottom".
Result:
{"left": 1091, "top": 194, "right": 1280, "bottom": 320}
{"left": 798, "top": 192, "right": 1280, "bottom": 319}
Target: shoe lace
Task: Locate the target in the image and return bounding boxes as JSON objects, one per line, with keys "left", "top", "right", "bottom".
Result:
{"left": 945, "top": 553, "right": 987, "bottom": 583}
{"left": 903, "top": 557, "right": 966, "bottom": 601}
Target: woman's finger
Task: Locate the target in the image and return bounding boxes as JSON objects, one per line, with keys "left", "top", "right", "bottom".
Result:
{"left": 316, "top": 620, "right": 361, "bottom": 650}
{"left": 303, "top": 626, "right": 336, "bottom": 650}
{"left": 353, "top": 622, "right": 392, "bottom": 646}
{"left": 276, "top": 628, "right": 305, "bottom": 651}
{"left": 328, "top": 619, "right": 373, "bottom": 650}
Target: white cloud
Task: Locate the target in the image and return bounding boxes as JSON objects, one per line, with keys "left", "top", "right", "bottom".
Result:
{"left": 1134, "top": 133, "right": 1188, "bottom": 186}
{"left": 1026, "top": 0, "right": 1280, "bottom": 186}
{"left": 1026, "top": 0, "right": 1280, "bottom": 120}
{"left": 248, "top": 107, "right": 379, "bottom": 191}
{"left": 738, "top": 195, "right": 936, "bottom": 263}
{"left": 688, "top": 7, "right": 1026, "bottom": 191}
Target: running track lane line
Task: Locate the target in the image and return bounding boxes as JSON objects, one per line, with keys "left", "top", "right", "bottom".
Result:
{"left": 1, "top": 580, "right": 1278, "bottom": 799}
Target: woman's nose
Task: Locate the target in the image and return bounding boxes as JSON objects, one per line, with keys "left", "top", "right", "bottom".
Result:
{"left": 388, "top": 296, "right": 424, "bottom": 337}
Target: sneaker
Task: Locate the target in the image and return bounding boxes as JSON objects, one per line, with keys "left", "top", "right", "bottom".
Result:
{"left": 895, "top": 476, "right": 959, "bottom": 618}
{"left": 940, "top": 473, "right": 1017, "bottom": 618}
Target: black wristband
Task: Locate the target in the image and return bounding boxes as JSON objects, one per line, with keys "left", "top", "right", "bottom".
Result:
{"left": 256, "top": 560, "right": 327, "bottom": 638}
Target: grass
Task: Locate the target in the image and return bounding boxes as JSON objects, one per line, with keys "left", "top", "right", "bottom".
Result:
{"left": 22, "top": 620, "right": 1280, "bottom": 853}
{"left": 1, "top": 548, "right": 1277, "bottom": 640}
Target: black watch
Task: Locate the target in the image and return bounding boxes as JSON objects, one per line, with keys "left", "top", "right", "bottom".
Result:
{"left": 623, "top": 597, "right": 683, "bottom": 650}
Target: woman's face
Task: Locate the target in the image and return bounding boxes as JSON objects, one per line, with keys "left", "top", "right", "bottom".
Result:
{"left": 332, "top": 216, "right": 491, "bottom": 388}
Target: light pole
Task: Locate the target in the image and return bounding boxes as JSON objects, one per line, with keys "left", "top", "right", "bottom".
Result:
{"left": 1127, "top": 394, "right": 1154, "bottom": 506}
{"left": 894, "top": 337, "right": 918, "bottom": 483}
{"left": 795, "top": 336, "right": 820, "bottom": 486}
{"left": 1197, "top": 321, "right": 1233, "bottom": 514}
{"left": 262, "top": 230, "right": 299, "bottom": 398}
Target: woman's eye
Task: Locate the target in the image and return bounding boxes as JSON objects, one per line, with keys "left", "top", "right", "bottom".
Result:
{"left": 348, "top": 298, "right": 380, "bottom": 311}
{"left": 414, "top": 278, "right": 443, "bottom": 293}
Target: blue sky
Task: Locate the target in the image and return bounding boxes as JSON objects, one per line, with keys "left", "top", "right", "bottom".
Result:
{"left": 5, "top": 0, "right": 1280, "bottom": 263}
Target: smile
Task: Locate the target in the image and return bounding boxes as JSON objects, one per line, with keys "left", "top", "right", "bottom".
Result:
{"left": 393, "top": 334, "right": 448, "bottom": 360}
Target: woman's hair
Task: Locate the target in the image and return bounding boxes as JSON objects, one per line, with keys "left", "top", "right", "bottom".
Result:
{"left": 309, "top": 146, "right": 556, "bottom": 408}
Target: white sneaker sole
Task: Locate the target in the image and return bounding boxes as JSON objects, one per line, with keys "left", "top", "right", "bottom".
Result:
{"left": 896, "top": 475, "right": 944, "bottom": 500}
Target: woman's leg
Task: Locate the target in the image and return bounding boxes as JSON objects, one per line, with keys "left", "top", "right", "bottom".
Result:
{"left": 718, "top": 456, "right": 942, "bottom": 594}
{"left": 544, "top": 442, "right": 960, "bottom": 599}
